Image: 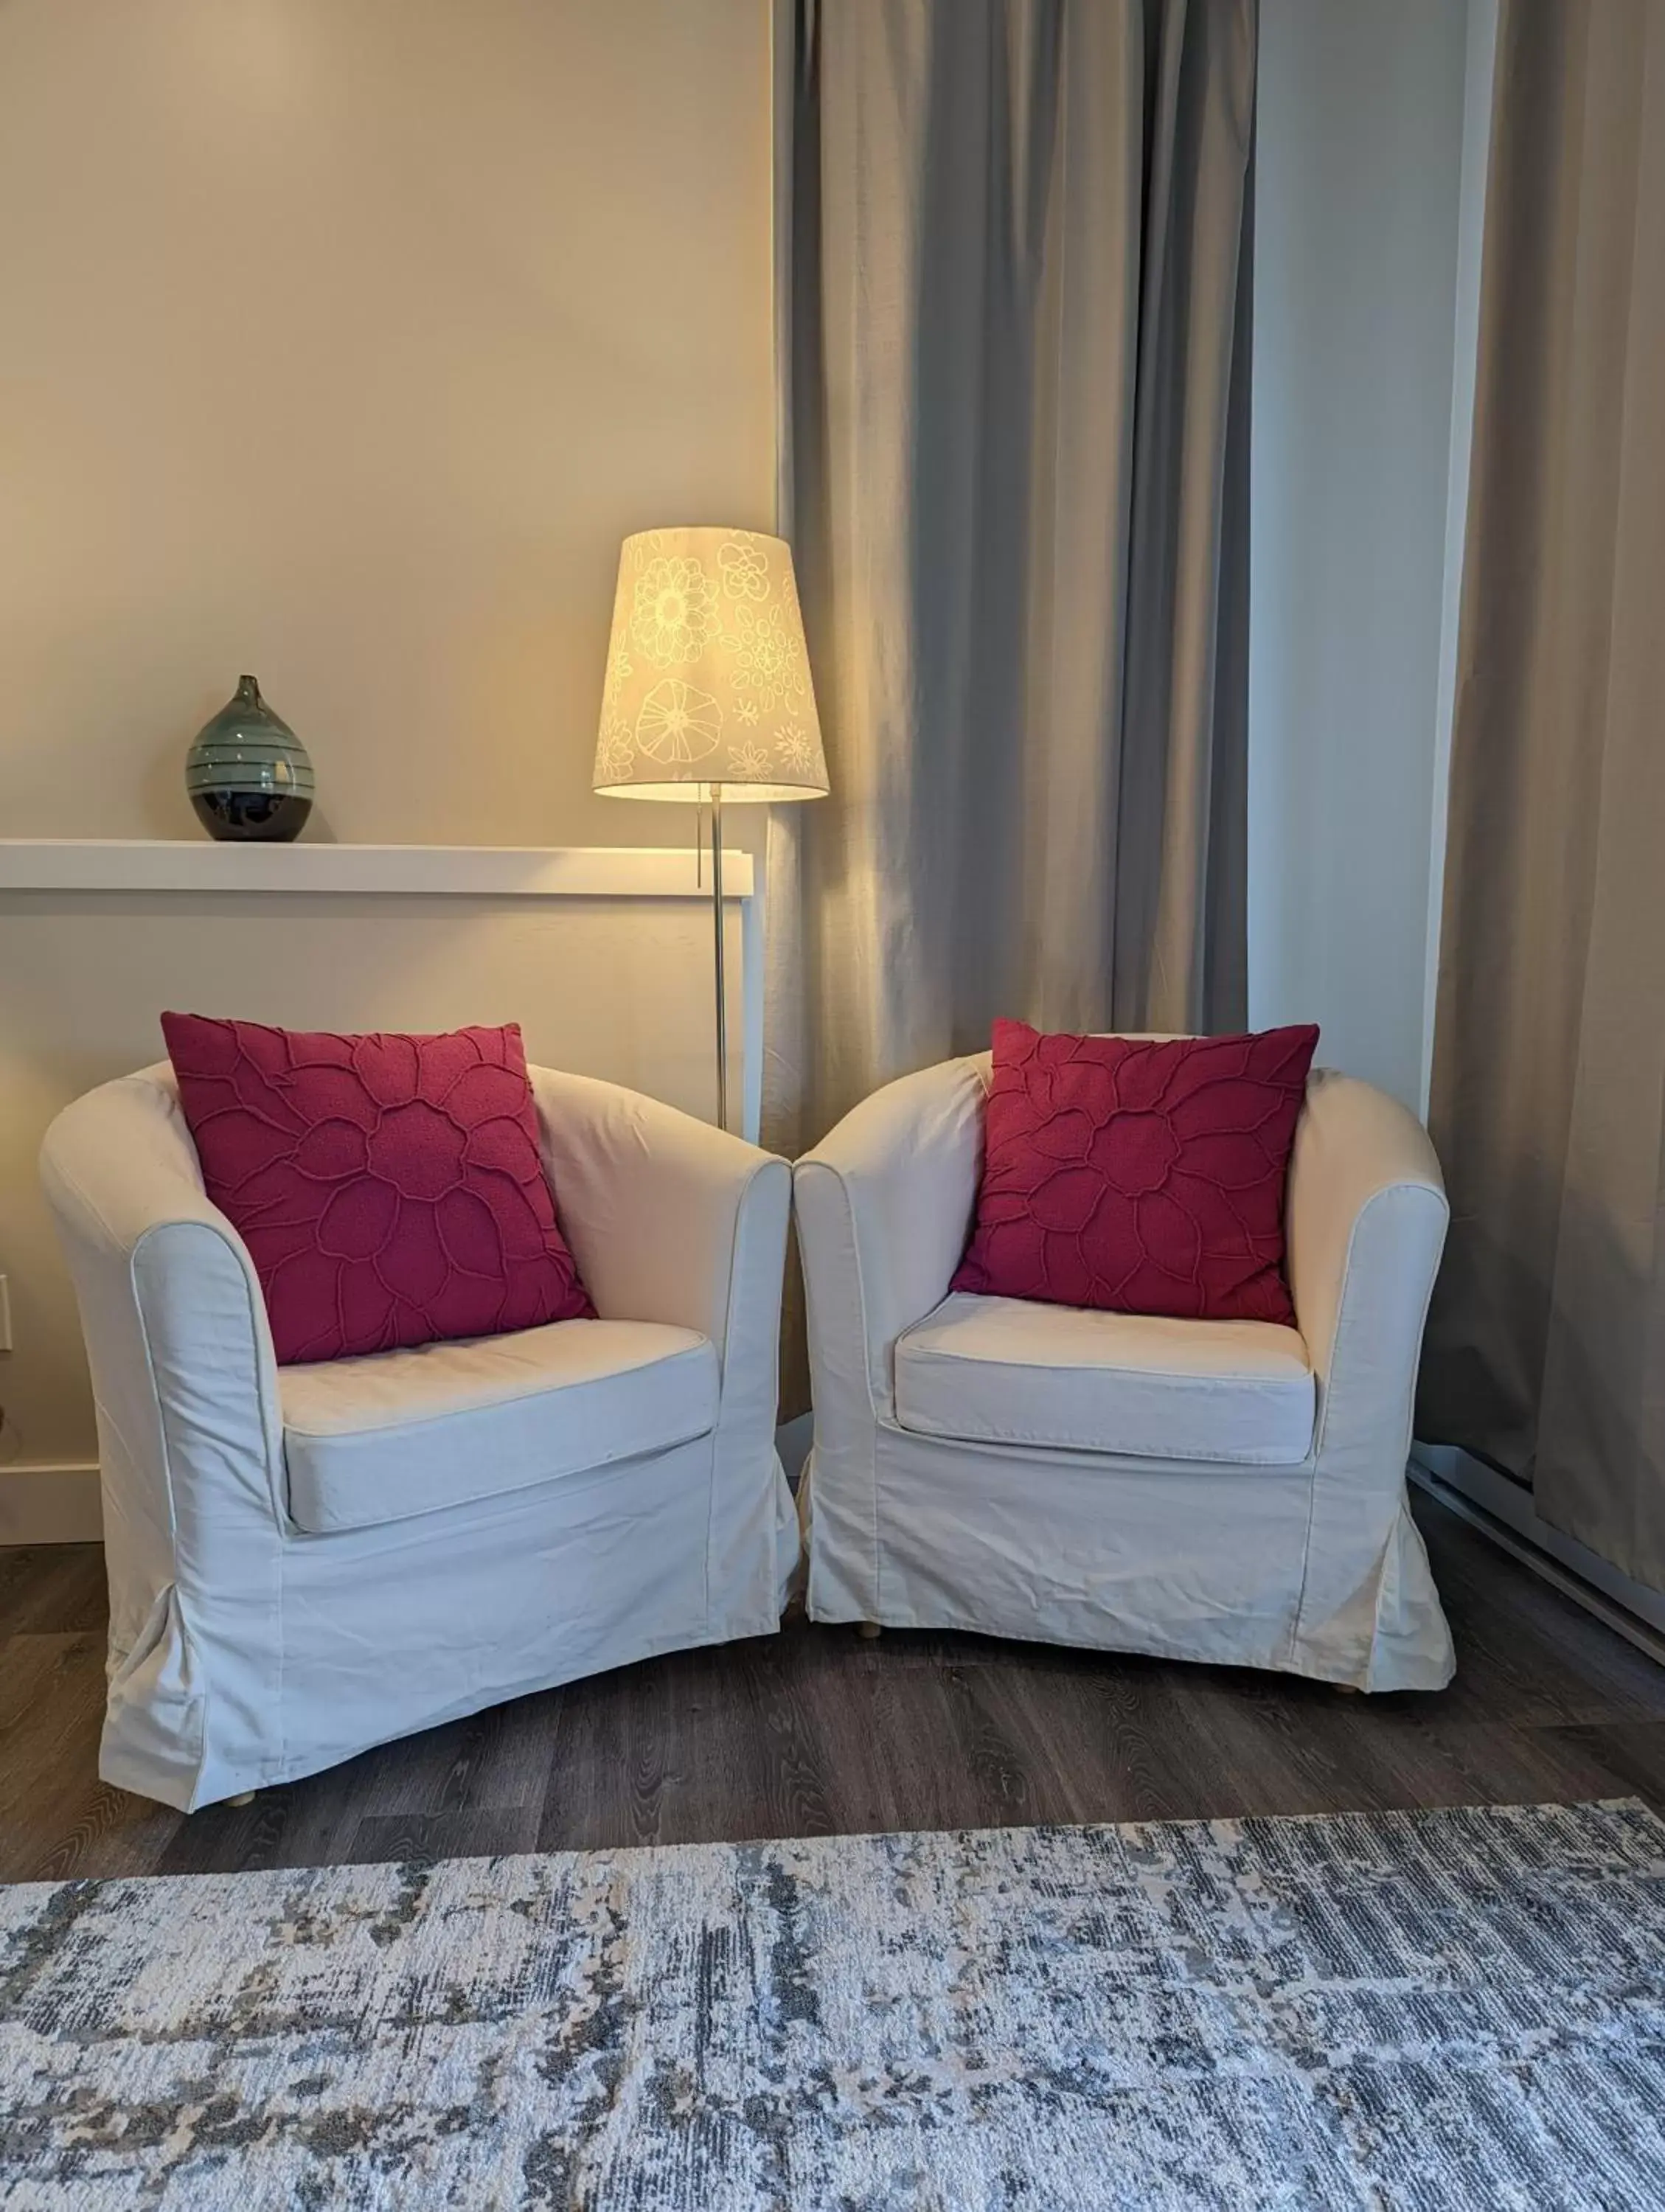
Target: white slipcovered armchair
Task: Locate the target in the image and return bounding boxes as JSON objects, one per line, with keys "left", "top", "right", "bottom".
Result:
{"left": 41, "top": 1065, "right": 797, "bottom": 1810}
{"left": 794, "top": 1053, "right": 1454, "bottom": 1691}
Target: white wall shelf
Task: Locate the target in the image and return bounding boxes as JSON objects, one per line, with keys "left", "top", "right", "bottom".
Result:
{"left": 0, "top": 840, "right": 754, "bottom": 900}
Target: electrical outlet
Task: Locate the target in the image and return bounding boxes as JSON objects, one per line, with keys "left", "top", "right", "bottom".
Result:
{"left": 0, "top": 1274, "right": 10, "bottom": 1353}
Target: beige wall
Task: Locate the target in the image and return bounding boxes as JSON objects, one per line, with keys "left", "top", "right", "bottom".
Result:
{"left": 0, "top": 0, "right": 774, "bottom": 845}
{"left": 0, "top": 0, "right": 776, "bottom": 1517}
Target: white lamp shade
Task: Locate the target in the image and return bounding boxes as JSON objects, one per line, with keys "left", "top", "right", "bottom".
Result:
{"left": 593, "top": 528, "right": 828, "bottom": 803}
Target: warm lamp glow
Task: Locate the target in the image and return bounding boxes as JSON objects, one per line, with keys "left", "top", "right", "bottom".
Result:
{"left": 592, "top": 527, "right": 827, "bottom": 804}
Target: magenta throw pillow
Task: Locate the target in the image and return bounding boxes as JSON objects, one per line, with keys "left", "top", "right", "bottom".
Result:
{"left": 161, "top": 1014, "right": 595, "bottom": 1364}
{"left": 950, "top": 1020, "right": 1320, "bottom": 1324}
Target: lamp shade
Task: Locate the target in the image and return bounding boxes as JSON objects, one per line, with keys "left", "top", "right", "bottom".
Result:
{"left": 593, "top": 528, "right": 827, "bottom": 803}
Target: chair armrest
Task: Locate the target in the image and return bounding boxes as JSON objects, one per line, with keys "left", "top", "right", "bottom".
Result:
{"left": 793, "top": 1057, "right": 987, "bottom": 1419}
{"left": 39, "top": 1068, "right": 286, "bottom": 1635}
{"left": 1285, "top": 1069, "right": 1449, "bottom": 1456}
{"left": 1283, "top": 1071, "right": 1450, "bottom": 1683}
{"left": 529, "top": 1068, "right": 790, "bottom": 1371}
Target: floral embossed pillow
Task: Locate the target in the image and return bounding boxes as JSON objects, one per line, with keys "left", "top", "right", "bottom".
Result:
{"left": 950, "top": 1020, "right": 1320, "bottom": 1324}
{"left": 161, "top": 1015, "right": 595, "bottom": 1364}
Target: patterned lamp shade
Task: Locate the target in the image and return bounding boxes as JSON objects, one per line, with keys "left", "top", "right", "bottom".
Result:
{"left": 593, "top": 529, "right": 827, "bottom": 803}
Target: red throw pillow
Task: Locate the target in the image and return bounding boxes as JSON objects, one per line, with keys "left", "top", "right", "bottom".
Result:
{"left": 950, "top": 1020, "right": 1320, "bottom": 1324}
{"left": 161, "top": 1014, "right": 595, "bottom": 1364}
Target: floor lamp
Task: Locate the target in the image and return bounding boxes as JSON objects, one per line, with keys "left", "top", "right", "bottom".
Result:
{"left": 592, "top": 527, "right": 827, "bottom": 1132}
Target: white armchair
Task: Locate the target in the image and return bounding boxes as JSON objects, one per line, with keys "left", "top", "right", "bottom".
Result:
{"left": 794, "top": 1054, "right": 1454, "bottom": 1691}
{"left": 41, "top": 1064, "right": 797, "bottom": 1810}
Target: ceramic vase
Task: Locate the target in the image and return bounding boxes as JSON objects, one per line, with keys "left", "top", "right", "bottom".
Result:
{"left": 186, "top": 675, "right": 315, "bottom": 842}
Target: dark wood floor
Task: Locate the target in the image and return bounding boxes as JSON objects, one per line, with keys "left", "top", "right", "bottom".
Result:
{"left": 4, "top": 1491, "right": 1665, "bottom": 1886}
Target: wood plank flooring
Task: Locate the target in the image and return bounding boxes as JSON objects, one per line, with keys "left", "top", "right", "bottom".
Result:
{"left": 4, "top": 1491, "right": 1665, "bottom": 1885}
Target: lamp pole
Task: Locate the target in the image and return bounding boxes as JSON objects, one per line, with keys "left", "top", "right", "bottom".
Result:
{"left": 710, "top": 782, "right": 727, "bottom": 1133}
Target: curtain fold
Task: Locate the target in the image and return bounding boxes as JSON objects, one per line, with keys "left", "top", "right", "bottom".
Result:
{"left": 1420, "top": 0, "right": 1665, "bottom": 1590}
{"left": 765, "top": 0, "right": 1256, "bottom": 1159}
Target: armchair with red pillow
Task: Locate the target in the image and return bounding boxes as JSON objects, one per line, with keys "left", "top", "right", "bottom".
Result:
{"left": 795, "top": 1021, "right": 1453, "bottom": 1694}
{"left": 40, "top": 1018, "right": 796, "bottom": 1810}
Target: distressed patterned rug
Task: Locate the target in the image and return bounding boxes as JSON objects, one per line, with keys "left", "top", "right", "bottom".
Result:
{"left": 4, "top": 1801, "right": 1665, "bottom": 2209}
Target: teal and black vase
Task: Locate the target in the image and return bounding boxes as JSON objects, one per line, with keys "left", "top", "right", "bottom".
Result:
{"left": 186, "top": 675, "right": 315, "bottom": 841}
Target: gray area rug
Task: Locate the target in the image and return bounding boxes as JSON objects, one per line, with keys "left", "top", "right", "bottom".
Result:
{"left": 4, "top": 1801, "right": 1665, "bottom": 2209}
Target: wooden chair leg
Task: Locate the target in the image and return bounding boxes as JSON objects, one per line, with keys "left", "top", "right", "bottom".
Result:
{"left": 225, "top": 1790, "right": 257, "bottom": 1807}
{"left": 857, "top": 1620, "right": 883, "bottom": 1641}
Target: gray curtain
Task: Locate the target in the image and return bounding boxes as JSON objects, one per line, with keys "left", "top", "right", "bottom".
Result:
{"left": 1421, "top": 0, "right": 1665, "bottom": 1590}
{"left": 765, "top": 0, "right": 1256, "bottom": 1158}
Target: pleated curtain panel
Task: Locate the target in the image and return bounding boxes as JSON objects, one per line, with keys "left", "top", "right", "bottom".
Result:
{"left": 763, "top": 0, "right": 1257, "bottom": 1158}
{"left": 1420, "top": 1, "right": 1665, "bottom": 1591}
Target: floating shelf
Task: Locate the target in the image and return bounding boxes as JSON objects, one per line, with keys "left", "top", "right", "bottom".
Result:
{"left": 0, "top": 841, "right": 754, "bottom": 900}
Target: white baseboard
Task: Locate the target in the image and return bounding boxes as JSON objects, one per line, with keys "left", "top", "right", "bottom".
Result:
{"left": 1411, "top": 1441, "right": 1665, "bottom": 1665}
{"left": 0, "top": 1464, "right": 102, "bottom": 1545}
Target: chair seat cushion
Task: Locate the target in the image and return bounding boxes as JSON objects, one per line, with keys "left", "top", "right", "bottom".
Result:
{"left": 894, "top": 1293, "right": 1315, "bottom": 1465}
{"left": 281, "top": 1317, "right": 718, "bottom": 1534}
